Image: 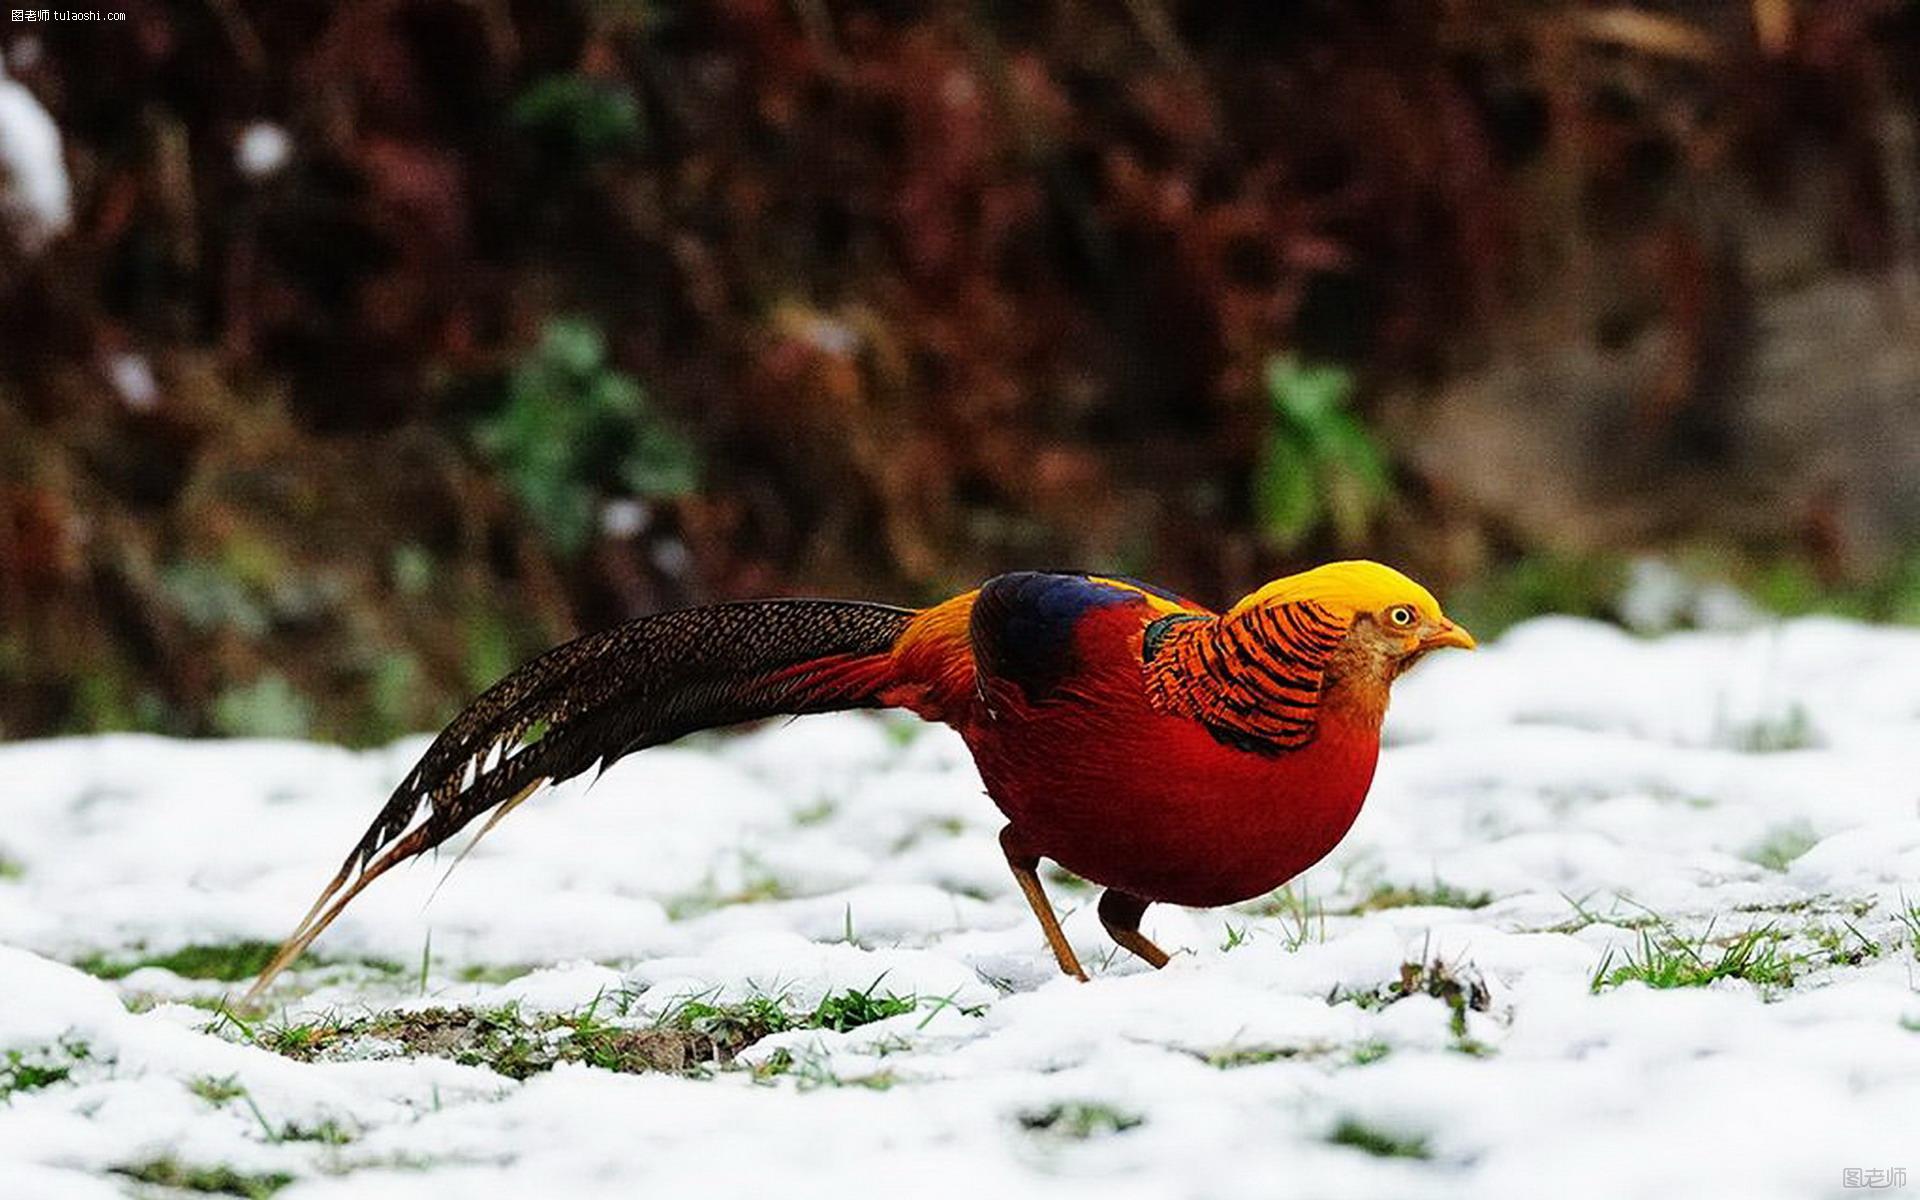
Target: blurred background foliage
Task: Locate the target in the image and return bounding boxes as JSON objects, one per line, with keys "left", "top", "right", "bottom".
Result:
{"left": 1, "top": 0, "right": 1918, "bottom": 742}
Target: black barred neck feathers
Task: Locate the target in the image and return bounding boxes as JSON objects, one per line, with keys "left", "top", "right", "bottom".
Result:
{"left": 1142, "top": 599, "right": 1351, "bottom": 754}
{"left": 1140, "top": 560, "right": 1475, "bottom": 752}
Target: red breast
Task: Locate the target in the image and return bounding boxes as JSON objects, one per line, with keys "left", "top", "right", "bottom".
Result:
{"left": 960, "top": 602, "right": 1382, "bottom": 907}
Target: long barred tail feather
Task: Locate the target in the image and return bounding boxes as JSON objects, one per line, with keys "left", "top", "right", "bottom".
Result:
{"left": 246, "top": 598, "right": 915, "bottom": 999}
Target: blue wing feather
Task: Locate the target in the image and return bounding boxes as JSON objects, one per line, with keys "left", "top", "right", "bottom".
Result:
{"left": 969, "top": 572, "right": 1148, "bottom": 702}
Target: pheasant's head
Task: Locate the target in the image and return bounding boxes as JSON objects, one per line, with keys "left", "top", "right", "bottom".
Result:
{"left": 1145, "top": 560, "right": 1473, "bottom": 746}
{"left": 1231, "top": 559, "right": 1475, "bottom": 684}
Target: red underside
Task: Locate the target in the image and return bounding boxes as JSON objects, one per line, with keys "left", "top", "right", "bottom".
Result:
{"left": 954, "top": 604, "right": 1381, "bottom": 907}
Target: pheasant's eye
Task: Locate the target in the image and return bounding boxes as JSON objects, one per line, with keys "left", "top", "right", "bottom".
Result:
{"left": 1386, "top": 605, "right": 1415, "bottom": 628}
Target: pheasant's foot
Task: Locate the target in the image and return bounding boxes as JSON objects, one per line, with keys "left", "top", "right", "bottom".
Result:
{"left": 1098, "top": 887, "right": 1170, "bottom": 970}
{"left": 1000, "top": 826, "right": 1088, "bottom": 981}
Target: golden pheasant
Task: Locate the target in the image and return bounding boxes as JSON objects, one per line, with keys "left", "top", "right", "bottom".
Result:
{"left": 247, "top": 561, "right": 1471, "bottom": 995}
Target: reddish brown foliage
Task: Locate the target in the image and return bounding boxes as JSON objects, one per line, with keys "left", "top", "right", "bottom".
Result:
{"left": 0, "top": 1, "right": 1914, "bottom": 738}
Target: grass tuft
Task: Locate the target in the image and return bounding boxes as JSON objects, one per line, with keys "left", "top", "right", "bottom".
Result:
{"left": 76, "top": 940, "right": 402, "bottom": 983}
{"left": 807, "top": 983, "right": 918, "bottom": 1032}
{"left": 793, "top": 799, "right": 838, "bottom": 826}
{"left": 1018, "top": 1101, "right": 1144, "bottom": 1139}
{"left": 1719, "top": 705, "right": 1819, "bottom": 753}
{"left": 258, "top": 1012, "right": 353, "bottom": 1059}
{"left": 658, "top": 978, "right": 920, "bottom": 1051}
{"left": 746, "top": 1045, "right": 901, "bottom": 1091}
{"left": 278, "top": 1117, "right": 355, "bottom": 1145}
{"left": 1042, "top": 865, "right": 1094, "bottom": 892}
{"left": 657, "top": 993, "right": 795, "bottom": 1059}
{"left": 1351, "top": 881, "right": 1493, "bottom": 913}
{"left": 1, "top": 1037, "right": 91, "bottom": 1099}
{"left": 664, "top": 861, "right": 791, "bottom": 919}
{"left": 455, "top": 963, "right": 531, "bottom": 985}
{"left": 1591, "top": 921, "right": 1799, "bottom": 995}
{"left": 187, "top": 1074, "right": 247, "bottom": 1106}
{"left": 1742, "top": 820, "right": 1820, "bottom": 872}
{"left": 1808, "top": 920, "right": 1882, "bottom": 967}
{"left": 1199, "top": 1044, "right": 1307, "bottom": 1069}
{"left": 114, "top": 1158, "right": 292, "bottom": 1198}
{"left": 1331, "top": 955, "right": 1494, "bottom": 1055}
{"left": 1891, "top": 893, "right": 1920, "bottom": 961}
{"left": 1327, "top": 1117, "right": 1431, "bottom": 1159}
{"left": 1241, "top": 881, "right": 1325, "bottom": 950}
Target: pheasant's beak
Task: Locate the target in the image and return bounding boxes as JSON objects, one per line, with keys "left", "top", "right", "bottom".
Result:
{"left": 1421, "top": 620, "right": 1477, "bottom": 652}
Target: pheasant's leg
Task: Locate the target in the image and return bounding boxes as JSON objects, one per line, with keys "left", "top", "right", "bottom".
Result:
{"left": 999, "top": 826, "right": 1088, "bottom": 981}
{"left": 1098, "top": 888, "right": 1171, "bottom": 969}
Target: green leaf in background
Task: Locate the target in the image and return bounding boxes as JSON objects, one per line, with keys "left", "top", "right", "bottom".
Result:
{"left": 210, "top": 673, "right": 313, "bottom": 740}
{"left": 388, "top": 544, "right": 435, "bottom": 598}
{"left": 542, "top": 316, "right": 607, "bottom": 376}
{"left": 461, "top": 605, "right": 519, "bottom": 696}
{"left": 511, "top": 74, "right": 644, "bottom": 160}
{"left": 474, "top": 317, "right": 700, "bottom": 558}
{"left": 159, "top": 562, "right": 271, "bottom": 637}
{"left": 1253, "top": 430, "right": 1322, "bottom": 549}
{"left": 1265, "top": 355, "right": 1353, "bottom": 422}
{"left": 365, "top": 652, "right": 421, "bottom": 742}
{"left": 620, "top": 420, "right": 701, "bottom": 498}
{"left": 1254, "top": 354, "right": 1389, "bottom": 550}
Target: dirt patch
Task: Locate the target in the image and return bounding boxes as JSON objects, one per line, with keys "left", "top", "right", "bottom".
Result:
{"left": 257, "top": 984, "right": 923, "bottom": 1080}
{"left": 267, "top": 1005, "right": 727, "bottom": 1080}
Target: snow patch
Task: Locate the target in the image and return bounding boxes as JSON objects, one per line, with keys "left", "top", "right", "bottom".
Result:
{"left": 3, "top": 615, "right": 1919, "bottom": 1197}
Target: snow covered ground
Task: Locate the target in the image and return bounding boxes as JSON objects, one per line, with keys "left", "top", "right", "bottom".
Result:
{"left": 4, "top": 615, "right": 1920, "bottom": 1199}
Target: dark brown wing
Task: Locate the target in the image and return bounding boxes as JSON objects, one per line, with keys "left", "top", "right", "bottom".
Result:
{"left": 247, "top": 598, "right": 914, "bottom": 997}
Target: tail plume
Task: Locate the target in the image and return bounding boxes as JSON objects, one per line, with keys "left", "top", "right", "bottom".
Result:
{"left": 246, "top": 599, "right": 914, "bottom": 998}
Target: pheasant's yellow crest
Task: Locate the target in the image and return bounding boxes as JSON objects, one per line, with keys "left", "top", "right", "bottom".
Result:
{"left": 1227, "top": 560, "right": 1443, "bottom": 622}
